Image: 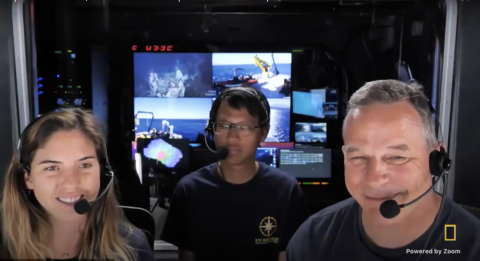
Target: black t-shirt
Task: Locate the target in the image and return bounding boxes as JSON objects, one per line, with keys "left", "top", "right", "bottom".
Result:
{"left": 161, "top": 162, "right": 310, "bottom": 261}
{"left": 287, "top": 197, "right": 480, "bottom": 261}
{"left": 0, "top": 223, "right": 153, "bottom": 261}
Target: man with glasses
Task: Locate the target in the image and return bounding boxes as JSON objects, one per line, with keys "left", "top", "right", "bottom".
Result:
{"left": 161, "top": 87, "right": 309, "bottom": 261}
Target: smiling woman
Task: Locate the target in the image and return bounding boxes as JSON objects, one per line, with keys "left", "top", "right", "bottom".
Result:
{"left": 0, "top": 108, "right": 154, "bottom": 261}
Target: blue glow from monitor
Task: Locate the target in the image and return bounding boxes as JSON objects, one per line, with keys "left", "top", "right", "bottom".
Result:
{"left": 256, "top": 147, "right": 277, "bottom": 168}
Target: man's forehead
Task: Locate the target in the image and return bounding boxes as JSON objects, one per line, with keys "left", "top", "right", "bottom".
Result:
{"left": 346, "top": 102, "right": 423, "bottom": 128}
{"left": 345, "top": 143, "right": 411, "bottom": 153}
{"left": 343, "top": 103, "right": 427, "bottom": 147}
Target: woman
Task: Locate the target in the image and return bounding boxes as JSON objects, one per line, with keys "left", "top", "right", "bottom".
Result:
{"left": 0, "top": 108, "right": 154, "bottom": 260}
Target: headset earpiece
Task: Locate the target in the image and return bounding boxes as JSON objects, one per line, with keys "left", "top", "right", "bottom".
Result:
{"left": 429, "top": 146, "right": 451, "bottom": 177}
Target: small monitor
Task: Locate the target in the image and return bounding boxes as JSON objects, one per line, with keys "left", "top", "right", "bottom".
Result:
{"left": 134, "top": 52, "right": 215, "bottom": 97}
{"left": 212, "top": 52, "right": 292, "bottom": 142}
{"left": 212, "top": 52, "right": 292, "bottom": 99}
{"left": 278, "top": 148, "right": 331, "bottom": 179}
{"left": 294, "top": 122, "right": 327, "bottom": 145}
{"left": 256, "top": 148, "right": 277, "bottom": 168}
{"left": 292, "top": 89, "right": 338, "bottom": 118}
{"left": 134, "top": 97, "right": 213, "bottom": 142}
{"left": 136, "top": 138, "right": 190, "bottom": 172}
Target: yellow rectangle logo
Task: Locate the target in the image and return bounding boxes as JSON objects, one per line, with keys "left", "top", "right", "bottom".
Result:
{"left": 444, "top": 224, "right": 456, "bottom": 241}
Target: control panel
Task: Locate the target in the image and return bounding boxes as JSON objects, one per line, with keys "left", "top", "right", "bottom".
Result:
{"left": 37, "top": 48, "right": 91, "bottom": 114}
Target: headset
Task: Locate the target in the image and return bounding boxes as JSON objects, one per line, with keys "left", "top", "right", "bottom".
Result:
{"left": 204, "top": 87, "right": 270, "bottom": 154}
{"left": 16, "top": 110, "right": 114, "bottom": 259}
{"left": 203, "top": 87, "right": 271, "bottom": 181}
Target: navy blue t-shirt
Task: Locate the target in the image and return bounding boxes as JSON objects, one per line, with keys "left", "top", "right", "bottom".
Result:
{"left": 161, "top": 162, "right": 309, "bottom": 261}
{"left": 287, "top": 197, "right": 480, "bottom": 261}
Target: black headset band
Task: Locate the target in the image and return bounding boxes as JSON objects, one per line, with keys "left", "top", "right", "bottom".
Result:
{"left": 209, "top": 87, "right": 270, "bottom": 127}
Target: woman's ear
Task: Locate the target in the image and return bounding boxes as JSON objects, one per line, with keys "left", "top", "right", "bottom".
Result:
{"left": 24, "top": 172, "right": 33, "bottom": 190}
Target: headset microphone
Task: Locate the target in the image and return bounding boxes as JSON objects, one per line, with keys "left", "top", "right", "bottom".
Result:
{"left": 217, "top": 147, "right": 229, "bottom": 160}
{"left": 379, "top": 146, "right": 451, "bottom": 219}
{"left": 74, "top": 170, "right": 114, "bottom": 215}
{"left": 379, "top": 172, "right": 445, "bottom": 219}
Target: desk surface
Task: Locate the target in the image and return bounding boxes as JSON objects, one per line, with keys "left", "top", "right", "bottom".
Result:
{"left": 155, "top": 240, "right": 177, "bottom": 251}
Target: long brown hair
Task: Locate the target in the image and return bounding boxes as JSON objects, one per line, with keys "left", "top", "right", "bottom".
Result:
{"left": 1, "top": 108, "right": 137, "bottom": 260}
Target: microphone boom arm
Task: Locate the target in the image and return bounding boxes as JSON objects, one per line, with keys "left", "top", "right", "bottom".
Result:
{"left": 401, "top": 171, "right": 447, "bottom": 208}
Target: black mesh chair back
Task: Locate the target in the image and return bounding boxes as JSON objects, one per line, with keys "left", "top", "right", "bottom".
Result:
{"left": 461, "top": 204, "right": 480, "bottom": 220}
{"left": 119, "top": 206, "right": 155, "bottom": 250}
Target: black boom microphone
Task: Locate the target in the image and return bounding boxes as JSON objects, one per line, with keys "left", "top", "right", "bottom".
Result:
{"left": 379, "top": 173, "right": 445, "bottom": 219}
{"left": 217, "top": 147, "right": 229, "bottom": 160}
{"left": 74, "top": 177, "right": 114, "bottom": 215}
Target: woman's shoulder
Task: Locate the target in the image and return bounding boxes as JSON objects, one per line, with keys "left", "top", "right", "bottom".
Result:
{"left": 119, "top": 222, "right": 147, "bottom": 245}
{"left": 119, "top": 222, "right": 154, "bottom": 261}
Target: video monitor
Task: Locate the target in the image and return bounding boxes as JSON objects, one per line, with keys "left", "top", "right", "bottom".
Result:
{"left": 294, "top": 122, "right": 327, "bottom": 145}
{"left": 279, "top": 148, "right": 332, "bottom": 179}
{"left": 292, "top": 89, "right": 338, "bottom": 118}
{"left": 265, "top": 98, "right": 291, "bottom": 142}
{"left": 256, "top": 148, "right": 277, "bottom": 168}
{"left": 212, "top": 97, "right": 291, "bottom": 142}
{"left": 212, "top": 53, "right": 292, "bottom": 98}
{"left": 134, "top": 53, "right": 215, "bottom": 98}
{"left": 134, "top": 97, "right": 212, "bottom": 142}
{"left": 136, "top": 138, "right": 190, "bottom": 171}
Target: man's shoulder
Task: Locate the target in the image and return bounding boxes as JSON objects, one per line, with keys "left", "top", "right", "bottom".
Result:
{"left": 450, "top": 200, "right": 480, "bottom": 226}
{"left": 429, "top": 199, "right": 480, "bottom": 259}
{"left": 449, "top": 200, "right": 480, "bottom": 237}
{"left": 287, "top": 198, "right": 357, "bottom": 260}
{"left": 307, "top": 197, "right": 356, "bottom": 226}
{"left": 293, "top": 197, "right": 356, "bottom": 237}
{"left": 176, "top": 163, "right": 218, "bottom": 188}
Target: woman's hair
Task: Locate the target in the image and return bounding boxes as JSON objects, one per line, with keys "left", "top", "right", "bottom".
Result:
{"left": 0, "top": 108, "right": 137, "bottom": 260}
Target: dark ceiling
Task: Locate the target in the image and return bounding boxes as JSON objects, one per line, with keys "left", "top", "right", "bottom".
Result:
{"left": 35, "top": 0, "right": 429, "bottom": 49}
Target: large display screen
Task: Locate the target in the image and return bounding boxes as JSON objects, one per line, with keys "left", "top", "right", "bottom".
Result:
{"left": 292, "top": 88, "right": 338, "bottom": 118}
{"left": 134, "top": 53, "right": 215, "bottom": 97}
{"left": 134, "top": 97, "right": 212, "bottom": 142}
{"left": 133, "top": 52, "right": 292, "bottom": 144}
{"left": 212, "top": 53, "right": 292, "bottom": 99}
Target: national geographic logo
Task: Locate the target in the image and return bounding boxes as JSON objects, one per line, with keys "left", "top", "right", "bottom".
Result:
{"left": 255, "top": 216, "right": 279, "bottom": 245}
{"left": 444, "top": 224, "right": 456, "bottom": 241}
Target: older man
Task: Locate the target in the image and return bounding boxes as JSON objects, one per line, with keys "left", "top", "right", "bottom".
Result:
{"left": 287, "top": 80, "right": 480, "bottom": 261}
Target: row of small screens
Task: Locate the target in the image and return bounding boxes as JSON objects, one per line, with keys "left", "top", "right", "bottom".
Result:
{"left": 134, "top": 138, "right": 331, "bottom": 179}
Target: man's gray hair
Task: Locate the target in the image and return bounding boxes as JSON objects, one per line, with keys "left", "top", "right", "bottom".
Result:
{"left": 343, "top": 79, "right": 437, "bottom": 148}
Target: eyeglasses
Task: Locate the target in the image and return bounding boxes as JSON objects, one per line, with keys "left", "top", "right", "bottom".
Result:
{"left": 212, "top": 122, "right": 260, "bottom": 136}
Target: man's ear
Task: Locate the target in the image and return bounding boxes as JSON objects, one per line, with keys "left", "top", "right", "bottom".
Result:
{"left": 24, "top": 172, "right": 33, "bottom": 190}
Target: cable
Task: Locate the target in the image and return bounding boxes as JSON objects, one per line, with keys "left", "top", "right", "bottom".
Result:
{"left": 414, "top": 176, "right": 448, "bottom": 261}
{"left": 362, "top": 31, "right": 376, "bottom": 79}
